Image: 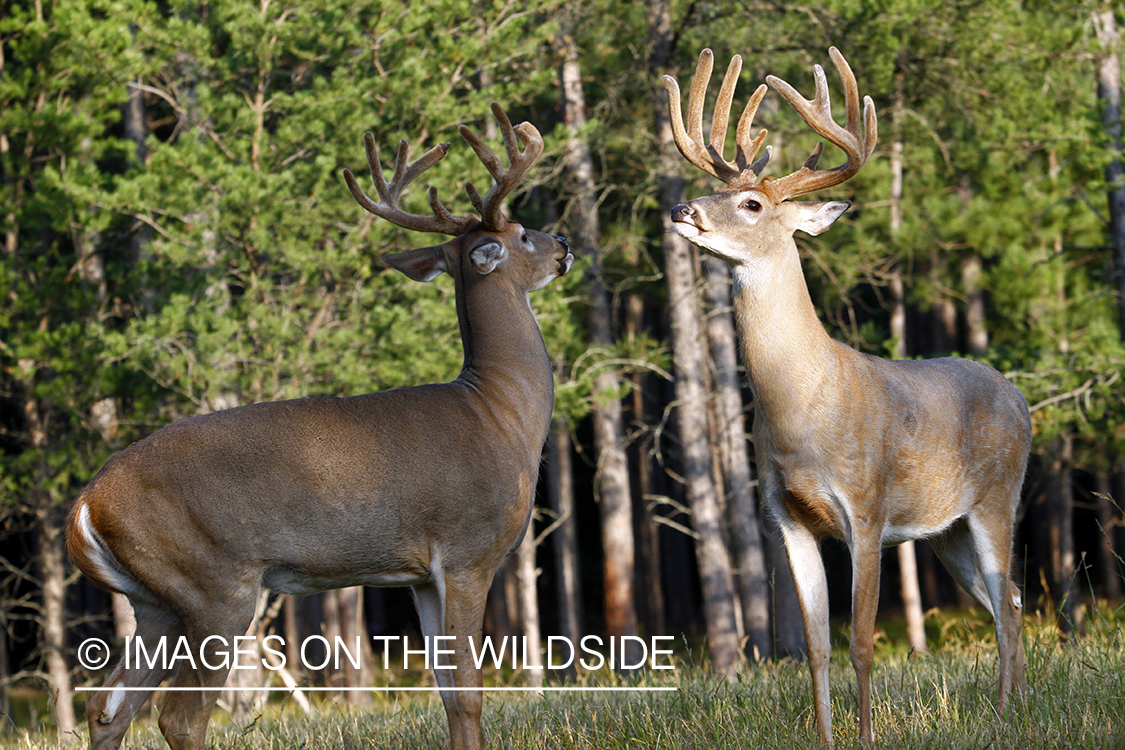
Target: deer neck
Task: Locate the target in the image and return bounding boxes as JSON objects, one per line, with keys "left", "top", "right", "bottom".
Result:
{"left": 452, "top": 267, "right": 554, "bottom": 451}
{"left": 730, "top": 239, "right": 841, "bottom": 429}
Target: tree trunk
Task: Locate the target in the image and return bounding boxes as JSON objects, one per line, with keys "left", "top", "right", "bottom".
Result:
{"left": 1044, "top": 434, "right": 1077, "bottom": 632}
{"left": 889, "top": 124, "right": 927, "bottom": 652}
{"left": 961, "top": 254, "right": 989, "bottom": 356}
{"left": 763, "top": 514, "right": 806, "bottom": 658}
{"left": 23, "top": 390, "right": 76, "bottom": 740}
{"left": 1092, "top": 10, "right": 1125, "bottom": 614}
{"left": 1093, "top": 8, "right": 1125, "bottom": 341}
{"left": 36, "top": 502, "right": 77, "bottom": 741}
{"left": 283, "top": 595, "right": 301, "bottom": 672}
{"left": 1113, "top": 464, "right": 1125, "bottom": 599}
{"left": 647, "top": 0, "right": 741, "bottom": 674}
{"left": 627, "top": 294, "right": 666, "bottom": 635}
{"left": 516, "top": 520, "right": 544, "bottom": 686}
{"left": 889, "top": 272, "right": 926, "bottom": 653}
{"left": 1094, "top": 469, "right": 1121, "bottom": 601}
{"left": 547, "top": 424, "right": 583, "bottom": 650}
{"left": 553, "top": 12, "right": 639, "bottom": 656}
{"left": 337, "top": 587, "right": 371, "bottom": 705}
{"left": 321, "top": 590, "right": 342, "bottom": 688}
{"left": 0, "top": 608, "right": 10, "bottom": 724}
{"left": 896, "top": 540, "right": 927, "bottom": 651}
{"left": 702, "top": 257, "right": 771, "bottom": 659}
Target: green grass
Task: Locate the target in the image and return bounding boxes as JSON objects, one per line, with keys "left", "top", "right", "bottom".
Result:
{"left": 4, "top": 608, "right": 1124, "bottom": 749}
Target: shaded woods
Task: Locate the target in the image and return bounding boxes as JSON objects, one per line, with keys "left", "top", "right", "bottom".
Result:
{"left": 1, "top": 0, "right": 1123, "bottom": 740}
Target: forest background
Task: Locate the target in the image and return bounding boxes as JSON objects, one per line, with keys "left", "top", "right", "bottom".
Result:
{"left": 1, "top": 0, "right": 1124, "bottom": 741}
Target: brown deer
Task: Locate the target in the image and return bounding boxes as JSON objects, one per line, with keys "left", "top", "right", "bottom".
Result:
{"left": 66, "top": 102, "right": 572, "bottom": 750}
{"left": 663, "top": 48, "right": 1030, "bottom": 746}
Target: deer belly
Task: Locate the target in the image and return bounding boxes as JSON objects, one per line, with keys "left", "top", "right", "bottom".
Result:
{"left": 261, "top": 565, "right": 428, "bottom": 594}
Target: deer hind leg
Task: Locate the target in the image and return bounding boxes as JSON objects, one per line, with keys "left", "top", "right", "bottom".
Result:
{"left": 966, "top": 509, "right": 1022, "bottom": 713}
{"left": 848, "top": 534, "right": 882, "bottom": 746}
{"left": 156, "top": 592, "right": 258, "bottom": 750}
{"left": 85, "top": 601, "right": 183, "bottom": 750}
{"left": 411, "top": 580, "right": 454, "bottom": 692}
{"left": 778, "top": 518, "right": 833, "bottom": 748}
{"left": 931, "top": 515, "right": 1024, "bottom": 712}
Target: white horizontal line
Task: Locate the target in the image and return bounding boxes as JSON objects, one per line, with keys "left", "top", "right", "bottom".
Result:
{"left": 74, "top": 686, "right": 677, "bottom": 693}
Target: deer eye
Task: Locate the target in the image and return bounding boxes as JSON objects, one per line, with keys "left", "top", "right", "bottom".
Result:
{"left": 521, "top": 233, "right": 529, "bottom": 243}
{"left": 743, "top": 200, "right": 762, "bottom": 212}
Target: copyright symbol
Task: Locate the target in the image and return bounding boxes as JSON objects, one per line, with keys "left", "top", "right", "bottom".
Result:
{"left": 78, "top": 638, "right": 111, "bottom": 670}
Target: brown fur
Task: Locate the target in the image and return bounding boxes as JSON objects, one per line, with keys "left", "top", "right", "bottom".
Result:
{"left": 66, "top": 220, "right": 572, "bottom": 750}
{"left": 672, "top": 186, "right": 1030, "bottom": 748}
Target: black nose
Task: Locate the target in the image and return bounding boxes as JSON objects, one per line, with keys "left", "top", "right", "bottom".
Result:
{"left": 671, "top": 203, "right": 695, "bottom": 222}
{"left": 556, "top": 235, "right": 569, "bottom": 250}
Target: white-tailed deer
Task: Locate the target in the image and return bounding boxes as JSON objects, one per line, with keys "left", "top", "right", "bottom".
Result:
{"left": 663, "top": 48, "right": 1031, "bottom": 746}
{"left": 66, "top": 102, "right": 572, "bottom": 750}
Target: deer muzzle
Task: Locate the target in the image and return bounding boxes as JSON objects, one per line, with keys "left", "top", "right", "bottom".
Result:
{"left": 670, "top": 203, "right": 702, "bottom": 239}
{"left": 556, "top": 236, "right": 574, "bottom": 275}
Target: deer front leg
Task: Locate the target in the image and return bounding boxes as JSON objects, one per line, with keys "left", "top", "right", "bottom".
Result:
{"left": 415, "top": 571, "right": 490, "bottom": 750}
{"left": 848, "top": 534, "right": 882, "bottom": 746}
{"left": 778, "top": 516, "right": 833, "bottom": 748}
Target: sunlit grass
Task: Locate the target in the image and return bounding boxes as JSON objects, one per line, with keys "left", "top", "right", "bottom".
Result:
{"left": 3, "top": 607, "right": 1123, "bottom": 749}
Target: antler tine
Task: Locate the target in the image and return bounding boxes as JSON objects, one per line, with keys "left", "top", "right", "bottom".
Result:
{"left": 343, "top": 132, "right": 476, "bottom": 236}
{"left": 663, "top": 49, "right": 770, "bottom": 187}
{"left": 459, "top": 102, "right": 544, "bottom": 230}
{"left": 763, "top": 46, "right": 878, "bottom": 203}
{"left": 735, "top": 84, "right": 770, "bottom": 177}
{"left": 709, "top": 55, "right": 741, "bottom": 166}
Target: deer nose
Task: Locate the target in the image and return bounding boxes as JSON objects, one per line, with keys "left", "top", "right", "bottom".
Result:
{"left": 555, "top": 235, "right": 569, "bottom": 250}
{"left": 671, "top": 203, "right": 695, "bottom": 222}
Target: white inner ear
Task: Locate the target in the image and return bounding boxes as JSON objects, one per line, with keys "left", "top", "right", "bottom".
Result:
{"left": 469, "top": 241, "right": 506, "bottom": 275}
{"left": 795, "top": 201, "right": 851, "bottom": 236}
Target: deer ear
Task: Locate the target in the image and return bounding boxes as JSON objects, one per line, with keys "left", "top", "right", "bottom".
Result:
{"left": 795, "top": 201, "right": 851, "bottom": 236}
{"left": 383, "top": 246, "right": 447, "bottom": 282}
{"left": 468, "top": 241, "right": 506, "bottom": 275}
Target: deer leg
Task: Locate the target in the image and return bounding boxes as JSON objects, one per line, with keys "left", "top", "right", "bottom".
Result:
{"left": 931, "top": 516, "right": 1025, "bottom": 711}
{"left": 967, "top": 509, "right": 1021, "bottom": 714}
{"left": 415, "top": 569, "right": 491, "bottom": 750}
{"left": 779, "top": 518, "right": 833, "bottom": 748}
{"left": 930, "top": 519, "right": 989, "bottom": 607}
{"left": 85, "top": 601, "right": 183, "bottom": 750}
{"left": 157, "top": 595, "right": 257, "bottom": 750}
{"left": 444, "top": 572, "right": 492, "bottom": 750}
{"left": 447, "top": 568, "right": 492, "bottom": 750}
{"left": 412, "top": 580, "right": 458, "bottom": 747}
{"left": 849, "top": 534, "right": 882, "bottom": 746}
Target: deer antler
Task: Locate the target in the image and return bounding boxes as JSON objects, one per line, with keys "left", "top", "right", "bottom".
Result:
{"left": 762, "top": 47, "right": 878, "bottom": 203}
{"left": 344, "top": 104, "right": 543, "bottom": 235}
{"left": 343, "top": 134, "right": 478, "bottom": 236}
{"left": 459, "top": 103, "right": 544, "bottom": 230}
{"left": 662, "top": 49, "right": 771, "bottom": 189}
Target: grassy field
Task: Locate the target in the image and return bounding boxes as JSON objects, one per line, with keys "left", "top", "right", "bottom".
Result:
{"left": 3, "top": 607, "right": 1123, "bottom": 749}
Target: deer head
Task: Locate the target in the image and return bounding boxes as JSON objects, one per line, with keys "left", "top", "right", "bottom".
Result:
{"left": 343, "top": 102, "right": 573, "bottom": 294}
{"left": 663, "top": 47, "right": 877, "bottom": 264}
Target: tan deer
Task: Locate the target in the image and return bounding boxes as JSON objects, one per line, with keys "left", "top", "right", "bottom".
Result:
{"left": 663, "top": 48, "right": 1030, "bottom": 746}
{"left": 65, "top": 102, "right": 572, "bottom": 750}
